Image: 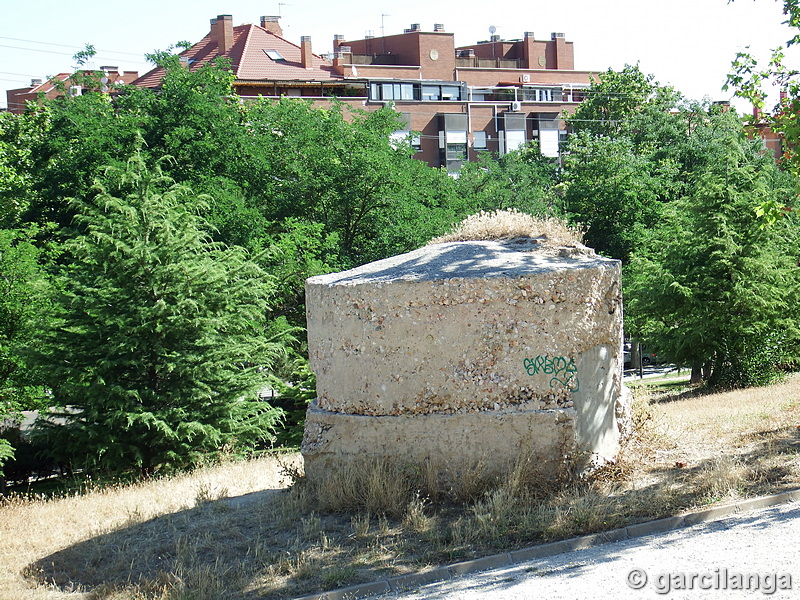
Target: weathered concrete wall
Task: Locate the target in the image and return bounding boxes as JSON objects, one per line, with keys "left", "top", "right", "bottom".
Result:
{"left": 302, "top": 238, "right": 627, "bottom": 483}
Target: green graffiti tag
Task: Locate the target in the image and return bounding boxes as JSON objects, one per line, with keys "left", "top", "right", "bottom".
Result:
{"left": 523, "top": 355, "right": 579, "bottom": 392}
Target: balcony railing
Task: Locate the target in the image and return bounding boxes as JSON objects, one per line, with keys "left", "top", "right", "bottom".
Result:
{"left": 456, "top": 57, "right": 521, "bottom": 69}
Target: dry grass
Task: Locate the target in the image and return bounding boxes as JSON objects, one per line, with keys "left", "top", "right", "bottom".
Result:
{"left": 2, "top": 374, "right": 800, "bottom": 599}
{"left": 0, "top": 454, "right": 300, "bottom": 600}
{"left": 428, "top": 209, "right": 585, "bottom": 246}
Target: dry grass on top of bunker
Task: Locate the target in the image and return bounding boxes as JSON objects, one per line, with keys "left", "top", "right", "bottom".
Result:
{"left": 428, "top": 209, "right": 585, "bottom": 247}
{"left": 2, "top": 374, "right": 800, "bottom": 600}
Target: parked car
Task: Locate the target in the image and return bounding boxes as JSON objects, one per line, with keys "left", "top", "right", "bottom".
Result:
{"left": 640, "top": 347, "right": 662, "bottom": 366}
{"left": 623, "top": 343, "right": 662, "bottom": 368}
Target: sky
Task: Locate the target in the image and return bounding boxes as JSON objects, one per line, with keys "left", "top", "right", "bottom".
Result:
{"left": 2, "top": 0, "right": 799, "bottom": 112}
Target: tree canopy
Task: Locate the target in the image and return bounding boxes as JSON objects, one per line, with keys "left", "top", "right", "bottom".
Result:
{"left": 625, "top": 109, "right": 800, "bottom": 386}
{"left": 30, "top": 154, "right": 287, "bottom": 476}
{"left": 2, "top": 50, "right": 800, "bottom": 482}
{"left": 726, "top": 0, "right": 800, "bottom": 221}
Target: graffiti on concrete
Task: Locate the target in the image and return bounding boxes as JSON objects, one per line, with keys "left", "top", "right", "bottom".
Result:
{"left": 523, "top": 355, "right": 579, "bottom": 392}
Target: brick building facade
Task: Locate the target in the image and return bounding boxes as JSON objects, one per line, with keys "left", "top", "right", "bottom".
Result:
{"left": 132, "top": 15, "right": 598, "bottom": 170}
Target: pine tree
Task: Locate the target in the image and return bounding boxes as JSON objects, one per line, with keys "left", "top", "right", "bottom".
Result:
{"left": 625, "top": 110, "right": 800, "bottom": 386}
{"left": 33, "top": 153, "right": 286, "bottom": 476}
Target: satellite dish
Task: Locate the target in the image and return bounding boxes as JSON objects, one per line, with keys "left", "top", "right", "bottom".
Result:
{"left": 489, "top": 25, "right": 496, "bottom": 34}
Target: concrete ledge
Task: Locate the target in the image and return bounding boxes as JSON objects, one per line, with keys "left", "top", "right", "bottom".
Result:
{"left": 735, "top": 490, "right": 795, "bottom": 512}
{"left": 387, "top": 569, "right": 451, "bottom": 592}
{"left": 594, "top": 526, "right": 630, "bottom": 544}
{"left": 294, "top": 489, "right": 799, "bottom": 600}
{"left": 447, "top": 552, "right": 512, "bottom": 576}
{"left": 302, "top": 402, "right": 573, "bottom": 485}
{"left": 322, "top": 579, "right": 391, "bottom": 600}
{"left": 683, "top": 504, "right": 739, "bottom": 526}
{"left": 625, "top": 515, "right": 685, "bottom": 537}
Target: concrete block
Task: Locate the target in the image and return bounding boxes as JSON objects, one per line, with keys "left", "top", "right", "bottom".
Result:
{"left": 303, "top": 239, "right": 626, "bottom": 483}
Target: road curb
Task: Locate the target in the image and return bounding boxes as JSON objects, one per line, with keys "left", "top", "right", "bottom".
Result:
{"left": 294, "top": 488, "right": 799, "bottom": 600}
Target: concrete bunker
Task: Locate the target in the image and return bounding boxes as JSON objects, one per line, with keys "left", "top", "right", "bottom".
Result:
{"left": 302, "top": 235, "right": 629, "bottom": 486}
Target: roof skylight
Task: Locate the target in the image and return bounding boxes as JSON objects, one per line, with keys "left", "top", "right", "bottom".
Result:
{"left": 263, "top": 49, "right": 286, "bottom": 61}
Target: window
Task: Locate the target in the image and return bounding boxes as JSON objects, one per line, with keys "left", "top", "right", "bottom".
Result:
{"left": 263, "top": 49, "right": 286, "bottom": 61}
{"left": 571, "top": 89, "right": 588, "bottom": 102}
{"left": 369, "top": 83, "right": 419, "bottom": 101}
{"left": 390, "top": 131, "right": 422, "bottom": 151}
{"left": 421, "top": 84, "right": 465, "bottom": 101}
{"left": 446, "top": 143, "right": 467, "bottom": 161}
{"left": 539, "top": 129, "right": 559, "bottom": 157}
{"left": 441, "top": 86, "right": 461, "bottom": 100}
{"left": 473, "top": 131, "right": 488, "bottom": 150}
{"left": 505, "top": 130, "right": 526, "bottom": 152}
{"left": 422, "top": 85, "right": 440, "bottom": 101}
{"left": 446, "top": 131, "right": 467, "bottom": 145}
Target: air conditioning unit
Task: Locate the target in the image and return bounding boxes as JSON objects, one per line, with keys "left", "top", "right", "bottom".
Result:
{"left": 510, "top": 101, "right": 522, "bottom": 111}
{"left": 520, "top": 74, "right": 531, "bottom": 83}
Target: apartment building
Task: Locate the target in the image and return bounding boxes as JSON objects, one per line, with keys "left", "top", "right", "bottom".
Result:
{"left": 132, "top": 15, "right": 598, "bottom": 170}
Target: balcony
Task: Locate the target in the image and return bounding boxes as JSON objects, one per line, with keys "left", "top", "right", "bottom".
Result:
{"left": 456, "top": 57, "right": 521, "bottom": 69}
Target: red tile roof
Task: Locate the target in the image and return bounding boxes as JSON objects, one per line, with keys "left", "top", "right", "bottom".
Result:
{"left": 134, "top": 23, "right": 340, "bottom": 89}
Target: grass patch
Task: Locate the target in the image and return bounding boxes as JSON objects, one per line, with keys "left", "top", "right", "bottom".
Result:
{"left": 2, "top": 374, "right": 800, "bottom": 599}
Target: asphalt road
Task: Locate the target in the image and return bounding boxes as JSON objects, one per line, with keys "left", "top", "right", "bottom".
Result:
{"left": 623, "top": 364, "right": 686, "bottom": 382}
{"left": 373, "top": 500, "right": 800, "bottom": 600}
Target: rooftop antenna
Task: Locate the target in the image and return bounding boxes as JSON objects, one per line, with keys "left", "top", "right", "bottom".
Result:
{"left": 278, "top": 2, "right": 291, "bottom": 17}
{"left": 381, "top": 13, "right": 390, "bottom": 54}
{"left": 489, "top": 25, "right": 496, "bottom": 60}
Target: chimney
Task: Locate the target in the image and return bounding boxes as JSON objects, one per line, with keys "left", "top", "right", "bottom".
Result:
{"left": 301, "top": 36, "right": 313, "bottom": 69}
{"left": 260, "top": 15, "right": 283, "bottom": 37}
{"left": 30, "top": 78, "right": 43, "bottom": 87}
{"left": 211, "top": 14, "right": 234, "bottom": 53}
{"left": 434, "top": 23, "right": 445, "bottom": 32}
{"left": 333, "top": 34, "right": 345, "bottom": 49}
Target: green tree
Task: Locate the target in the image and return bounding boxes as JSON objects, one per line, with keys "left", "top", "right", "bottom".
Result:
{"left": 561, "top": 66, "right": 688, "bottom": 261}
{"left": 561, "top": 132, "right": 676, "bottom": 261}
{"left": 565, "top": 65, "right": 657, "bottom": 137}
{"left": 454, "top": 143, "right": 559, "bottom": 216}
{"left": 0, "top": 110, "right": 49, "bottom": 228}
{"left": 625, "top": 110, "right": 800, "bottom": 386}
{"left": 239, "top": 98, "right": 454, "bottom": 264}
{"left": 0, "top": 227, "right": 53, "bottom": 476}
{"left": 726, "top": 0, "right": 800, "bottom": 222}
{"left": 32, "top": 153, "right": 287, "bottom": 476}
